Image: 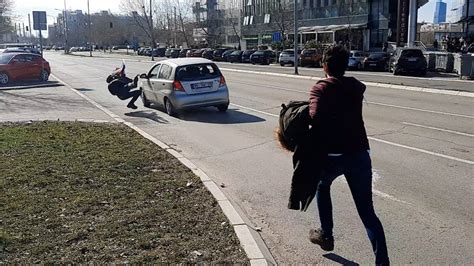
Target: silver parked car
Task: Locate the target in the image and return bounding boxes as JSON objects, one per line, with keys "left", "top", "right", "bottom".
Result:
{"left": 347, "top": 50, "right": 367, "bottom": 70}
{"left": 138, "top": 58, "right": 230, "bottom": 116}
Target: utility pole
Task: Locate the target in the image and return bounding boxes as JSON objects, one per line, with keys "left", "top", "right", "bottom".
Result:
{"left": 174, "top": 6, "right": 177, "bottom": 47}
{"left": 87, "top": 0, "right": 92, "bottom": 57}
{"left": 407, "top": 0, "right": 417, "bottom": 47}
{"left": 293, "top": 0, "right": 298, "bottom": 75}
{"left": 150, "top": 0, "right": 155, "bottom": 61}
{"left": 64, "top": 0, "right": 69, "bottom": 54}
{"left": 28, "top": 14, "right": 32, "bottom": 41}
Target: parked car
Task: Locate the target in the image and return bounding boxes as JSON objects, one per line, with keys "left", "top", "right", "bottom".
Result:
{"left": 165, "top": 48, "right": 180, "bottom": 58}
{"left": 179, "top": 48, "right": 191, "bottom": 58}
{"left": 389, "top": 48, "right": 427, "bottom": 76}
{"left": 0, "top": 53, "right": 51, "bottom": 85}
{"left": 279, "top": 49, "right": 296, "bottom": 66}
{"left": 69, "top": 47, "right": 79, "bottom": 53}
{"left": 138, "top": 58, "right": 230, "bottom": 116}
{"left": 222, "top": 49, "right": 236, "bottom": 62}
{"left": 190, "top": 49, "right": 206, "bottom": 57}
{"left": 363, "top": 52, "right": 390, "bottom": 71}
{"left": 212, "top": 48, "right": 230, "bottom": 61}
{"left": 186, "top": 49, "right": 196, "bottom": 57}
{"left": 241, "top": 50, "right": 255, "bottom": 63}
{"left": 228, "top": 50, "right": 244, "bottom": 63}
{"left": 250, "top": 50, "right": 276, "bottom": 65}
{"left": 347, "top": 50, "right": 367, "bottom": 70}
{"left": 300, "top": 48, "right": 322, "bottom": 67}
{"left": 202, "top": 49, "right": 215, "bottom": 60}
{"left": 137, "top": 47, "right": 148, "bottom": 55}
{"left": 152, "top": 47, "right": 167, "bottom": 57}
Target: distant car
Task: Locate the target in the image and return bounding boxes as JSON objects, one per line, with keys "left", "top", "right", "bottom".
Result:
{"left": 0, "top": 53, "right": 50, "bottom": 85}
{"left": 190, "top": 49, "right": 205, "bottom": 57}
{"left": 3, "top": 47, "right": 41, "bottom": 55}
{"left": 152, "top": 47, "right": 167, "bottom": 57}
{"left": 390, "top": 48, "right": 427, "bottom": 76}
{"left": 69, "top": 47, "right": 78, "bottom": 52}
{"left": 347, "top": 50, "right": 367, "bottom": 70}
{"left": 179, "top": 48, "right": 191, "bottom": 58}
{"left": 228, "top": 50, "right": 243, "bottom": 63}
{"left": 279, "top": 49, "right": 296, "bottom": 66}
{"left": 241, "top": 50, "right": 255, "bottom": 63}
{"left": 300, "top": 48, "right": 322, "bottom": 67}
{"left": 186, "top": 49, "right": 196, "bottom": 57}
{"left": 363, "top": 52, "right": 390, "bottom": 71}
{"left": 165, "top": 48, "right": 180, "bottom": 58}
{"left": 212, "top": 48, "right": 230, "bottom": 61}
{"left": 221, "top": 49, "right": 236, "bottom": 62}
{"left": 202, "top": 49, "right": 214, "bottom": 60}
{"left": 138, "top": 58, "right": 230, "bottom": 116}
{"left": 250, "top": 50, "right": 276, "bottom": 65}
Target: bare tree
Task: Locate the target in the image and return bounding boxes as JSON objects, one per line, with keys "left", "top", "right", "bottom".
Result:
{"left": 0, "top": 0, "right": 14, "bottom": 36}
{"left": 120, "top": 0, "right": 155, "bottom": 48}
{"left": 270, "top": 0, "right": 293, "bottom": 41}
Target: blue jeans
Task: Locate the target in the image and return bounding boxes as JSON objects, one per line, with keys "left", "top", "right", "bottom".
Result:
{"left": 316, "top": 151, "right": 389, "bottom": 265}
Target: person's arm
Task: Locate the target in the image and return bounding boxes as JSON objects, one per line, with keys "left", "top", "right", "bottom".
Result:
{"left": 309, "top": 83, "right": 324, "bottom": 121}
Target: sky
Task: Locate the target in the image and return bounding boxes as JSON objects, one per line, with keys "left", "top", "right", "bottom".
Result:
{"left": 10, "top": 0, "right": 452, "bottom": 35}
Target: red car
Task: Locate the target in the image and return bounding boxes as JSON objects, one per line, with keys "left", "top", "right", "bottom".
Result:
{"left": 0, "top": 53, "right": 51, "bottom": 85}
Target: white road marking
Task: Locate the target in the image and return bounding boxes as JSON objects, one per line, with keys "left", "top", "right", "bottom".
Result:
{"left": 367, "top": 102, "right": 474, "bottom": 119}
{"left": 401, "top": 122, "right": 474, "bottom": 137}
{"left": 230, "top": 102, "right": 474, "bottom": 166}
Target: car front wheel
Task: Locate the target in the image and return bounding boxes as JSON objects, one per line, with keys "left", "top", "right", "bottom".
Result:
{"left": 39, "top": 70, "right": 49, "bottom": 81}
{"left": 0, "top": 72, "right": 9, "bottom": 85}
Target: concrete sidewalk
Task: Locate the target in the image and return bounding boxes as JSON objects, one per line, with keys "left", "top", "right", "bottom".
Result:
{"left": 0, "top": 79, "right": 113, "bottom": 123}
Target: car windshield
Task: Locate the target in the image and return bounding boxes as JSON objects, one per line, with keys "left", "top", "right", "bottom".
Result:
{"left": 176, "top": 63, "right": 221, "bottom": 81}
{"left": 253, "top": 51, "right": 264, "bottom": 55}
{"left": 368, "top": 53, "right": 386, "bottom": 59}
{"left": 401, "top": 49, "right": 423, "bottom": 57}
{"left": 303, "top": 50, "right": 315, "bottom": 55}
{"left": 282, "top": 50, "right": 294, "bottom": 55}
{"left": 243, "top": 50, "right": 254, "bottom": 55}
{"left": 0, "top": 53, "right": 14, "bottom": 64}
{"left": 231, "top": 51, "right": 242, "bottom": 55}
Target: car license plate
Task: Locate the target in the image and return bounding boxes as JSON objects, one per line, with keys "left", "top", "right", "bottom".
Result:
{"left": 408, "top": 58, "right": 417, "bottom": 62}
{"left": 370, "top": 63, "right": 376, "bottom": 66}
{"left": 191, "top": 82, "right": 212, "bottom": 90}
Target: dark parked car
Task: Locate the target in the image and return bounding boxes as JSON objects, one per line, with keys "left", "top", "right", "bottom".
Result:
{"left": 221, "top": 49, "right": 236, "bottom": 62}
{"left": 179, "top": 48, "right": 191, "bottom": 57}
{"left": 190, "top": 49, "right": 206, "bottom": 57}
{"left": 228, "top": 50, "right": 244, "bottom": 63}
{"left": 186, "top": 49, "right": 196, "bottom": 57}
{"left": 250, "top": 50, "right": 276, "bottom": 65}
{"left": 241, "top": 50, "right": 255, "bottom": 63}
{"left": 390, "top": 48, "right": 427, "bottom": 76}
{"left": 212, "top": 48, "right": 230, "bottom": 61}
{"left": 202, "top": 49, "right": 214, "bottom": 60}
{"left": 165, "top": 48, "right": 180, "bottom": 58}
{"left": 363, "top": 52, "right": 390, "bottom": 71}
{"left": 300, "top": 49, "right": 322, "bottom": 67}
{"left": 153, "top": 48, "right": 167, "bottom": 57}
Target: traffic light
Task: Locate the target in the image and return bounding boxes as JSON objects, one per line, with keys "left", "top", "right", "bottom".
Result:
{"left": 26, "top": 26, "right": 29, "bottom": 31}
{"left": 109, "top": 22, "right": 113, "bottom": 28}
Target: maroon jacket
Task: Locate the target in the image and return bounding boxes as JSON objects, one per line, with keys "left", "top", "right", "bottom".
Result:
{"left": 309, "top": 76, "right": 370, "bottom": 154}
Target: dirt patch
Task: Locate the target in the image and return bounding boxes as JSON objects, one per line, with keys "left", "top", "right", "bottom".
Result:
{"left": 0, "top": 121, "right": 248, "bottom": 263}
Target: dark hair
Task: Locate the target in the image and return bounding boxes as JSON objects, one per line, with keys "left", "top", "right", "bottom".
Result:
{"left": 321, "top": 44, "right": 349, "bottom": 77}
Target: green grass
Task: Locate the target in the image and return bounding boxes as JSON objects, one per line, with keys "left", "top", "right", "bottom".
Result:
{"left": 0, "top": 121, "right": 248, "bottom": 263}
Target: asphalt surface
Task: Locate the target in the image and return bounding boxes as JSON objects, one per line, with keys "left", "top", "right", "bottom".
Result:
{"left": 36, "top": 52, "right": 474, "bottom": 264}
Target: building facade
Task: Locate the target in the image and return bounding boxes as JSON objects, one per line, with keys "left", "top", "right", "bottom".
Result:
{"left": 434, "top": 0, "right": 447, "bottom": 24}
{"left": 449, "top": 0, "right": 473, "bottom": 36}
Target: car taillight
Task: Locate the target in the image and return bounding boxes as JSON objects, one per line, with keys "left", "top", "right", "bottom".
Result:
{"left": 219, "top": 75, "right": 226, "bottom": 87}
{"left": 173, "top": 80, "right": 184, "bottom": 91}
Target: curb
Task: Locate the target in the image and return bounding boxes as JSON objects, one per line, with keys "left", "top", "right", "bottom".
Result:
{"left": 50, "top": 74, "right": 273, "bottom": 265}
{"left": 219, "top": 68, "right": 474, "bottom": 98}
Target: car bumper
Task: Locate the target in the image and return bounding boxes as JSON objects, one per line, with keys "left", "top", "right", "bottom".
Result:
{"left": 171, "top": 88, "right": 230, "bottom": 109}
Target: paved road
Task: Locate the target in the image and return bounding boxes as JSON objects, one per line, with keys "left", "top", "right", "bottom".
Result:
{"left": 43, "top": 52, "right": 473, "bottom": 264}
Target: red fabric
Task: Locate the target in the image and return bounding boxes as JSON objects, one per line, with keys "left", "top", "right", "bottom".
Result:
{"left": 309, "top": 76, "right": 370, "bottom": 153}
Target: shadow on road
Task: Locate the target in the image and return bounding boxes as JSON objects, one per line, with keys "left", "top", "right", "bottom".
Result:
{"left": 323, "top": 253, "right": 359, "bottom": 266}
{"left": 125, "top": 110, "right": 169, "bottom": 124}
{"left": 0, "top": 80, "right": 63, "bottom": 91}
{"left": 178, "top": 107, "right": 266, "bottom": 124}
{"left": 76, "top": 88, "right": 95, "bottom": 92}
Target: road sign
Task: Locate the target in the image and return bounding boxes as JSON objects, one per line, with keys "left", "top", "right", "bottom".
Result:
{"left": 32, "top": 11, "right": 47, "bottom": 31}
{"left": 272, "top": 32, "right": 282, "bottom": 42}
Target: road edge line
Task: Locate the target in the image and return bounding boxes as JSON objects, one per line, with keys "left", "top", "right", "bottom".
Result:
{"left": 219, "top": 67, "right": 474, "bottom": 98}
{"left": 50, "top": 73, "right": 273, "bottom": 265}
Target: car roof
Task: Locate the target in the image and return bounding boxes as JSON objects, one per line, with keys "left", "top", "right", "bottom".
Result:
{"left": 158, "top": 58, "right": 214, "bottom": 67}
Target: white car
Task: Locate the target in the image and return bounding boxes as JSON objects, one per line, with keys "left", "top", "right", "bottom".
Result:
{"left": 138, "top": 58, "right": 230, "bottom": 116}
{"left": 279, "top": 49, "right": 296, "bottom": 66}
{"left": 347, "top": 50, "right": 367, "bottom": 70}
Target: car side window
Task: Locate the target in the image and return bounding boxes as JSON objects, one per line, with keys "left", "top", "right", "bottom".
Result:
{"left": 158, "top": 64, "right": 172, "bottom": 80}
{"left": 148, "top": 64, "right": 161, "bottom": 79}
{"left": 12, "top": 55, "right": 26, "bottom": 62}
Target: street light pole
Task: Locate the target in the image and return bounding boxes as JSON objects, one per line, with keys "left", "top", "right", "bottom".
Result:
{"left": 64, "top": 0, "right": 69, "bottom": 54}
{"left": 150, "top": 0, "right": 155, "bottom": 61}
{"left": 87, "top": 0, "right": 92, "bottom": 57}
{"left": 293, "top": 0, "right": 298, "bottom": 75}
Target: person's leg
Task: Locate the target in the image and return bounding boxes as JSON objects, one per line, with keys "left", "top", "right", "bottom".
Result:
{"left": 127, "top": 90, "right": 141, "bottom": 107}
{"left": 344, "top": 152, "right": 389, "bottom": 265}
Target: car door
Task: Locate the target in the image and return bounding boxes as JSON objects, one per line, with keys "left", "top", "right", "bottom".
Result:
{"left": 8, "top": 54, "right": 29, "bottom": 80}
{"left": 155, "top": 64, "right": 174, "bottom": 106}
{"left": 24, "top": 54, "right": 41, "bottom": 79}
{"left": 143, "top": 64, "right": 161, "bottom": 101}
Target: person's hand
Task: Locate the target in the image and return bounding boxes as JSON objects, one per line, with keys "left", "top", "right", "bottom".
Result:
{"left": 133, "top": 75, "right": 139, "bottom": 87}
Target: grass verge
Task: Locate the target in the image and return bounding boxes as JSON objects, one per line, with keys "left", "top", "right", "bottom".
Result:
{"left": 0, "top": 121, "right": 248, "bottom": 263}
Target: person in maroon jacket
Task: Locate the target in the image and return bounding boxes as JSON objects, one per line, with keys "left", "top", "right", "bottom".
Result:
{"left": 308, "top": 45, "right": 389, "bottom": 265}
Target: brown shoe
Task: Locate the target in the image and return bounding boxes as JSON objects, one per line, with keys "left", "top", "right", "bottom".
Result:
{"left": 309, "top": 228, "right": 334, "bottom": 251}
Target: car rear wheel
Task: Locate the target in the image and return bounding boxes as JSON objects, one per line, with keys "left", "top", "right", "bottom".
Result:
{"left": 164, "top": 98, "right": 177, "bottom": 117}
{"left": 39, "top": 70, "right": 49, "bottom": 81}
{"left": 280, "top": 62, "right": 284, "bottom": 66}
{"left": 217, "top": 104, "right": 229, "bottom": 112}
{"left": 0, "top": 72, "right": 9, "bottom": 85}
{"left": 141, "top": 90, "right": 151, "bottom": 108}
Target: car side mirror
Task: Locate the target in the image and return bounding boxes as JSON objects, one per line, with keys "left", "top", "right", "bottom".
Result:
{"left": 140, "top": 73, "right": 148, "bottom": 79}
